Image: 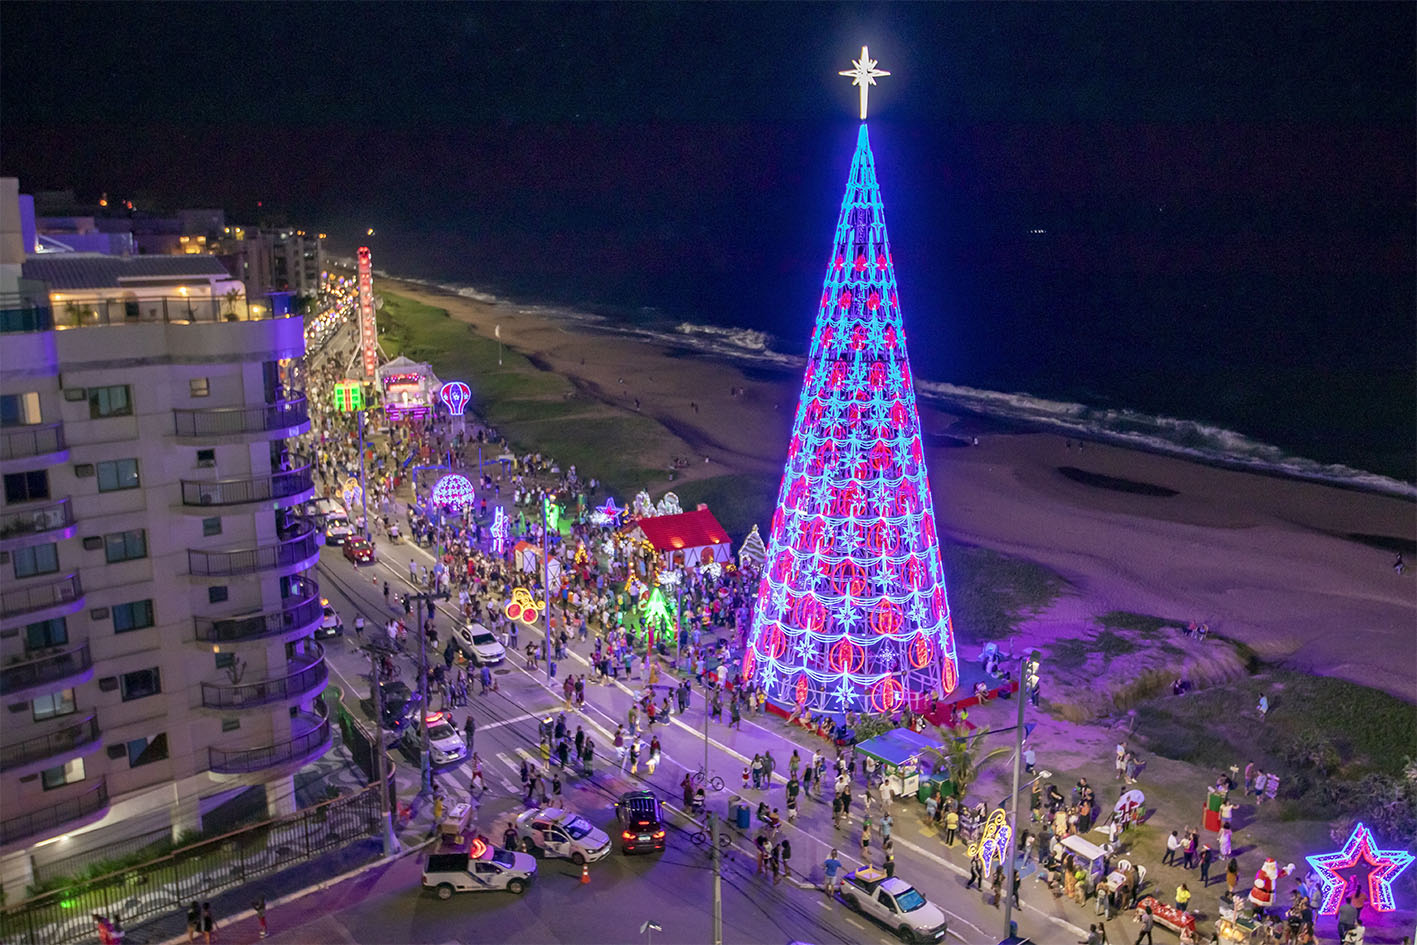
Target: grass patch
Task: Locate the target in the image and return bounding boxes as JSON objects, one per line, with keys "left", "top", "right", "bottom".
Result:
{"left": 1094, "top": 628, "right": 1139, "bottom": 658}
{"left": 670, "top": 474, "right": 780, "bottom": 543}
{"left": 1057, "top": 466, "right": 1179, "bottom": 497}
{"left": 1097, "top": 610, "right": 1174, "bottom": 637}
{"left": 943, "top": 542, "right": 1068, "bottom": 643}
{"left": 1050, "top": 639, "right": 1090, "bottom": 672}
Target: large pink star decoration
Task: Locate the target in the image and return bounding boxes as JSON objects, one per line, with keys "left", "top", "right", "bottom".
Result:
{"left": 595, "top": 497, "right": 623, "bottom": 521}
{"left": 1306, "top": 822, "right": 1413, "bottom": 915}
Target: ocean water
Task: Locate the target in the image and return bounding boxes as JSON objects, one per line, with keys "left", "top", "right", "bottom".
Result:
{"left": 371, "top": 265, "right": 1416, "bottom": 501}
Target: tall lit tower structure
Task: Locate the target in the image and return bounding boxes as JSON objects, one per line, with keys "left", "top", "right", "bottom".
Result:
{"left": 744, "top": 49, "right": 959, "bottom": 715}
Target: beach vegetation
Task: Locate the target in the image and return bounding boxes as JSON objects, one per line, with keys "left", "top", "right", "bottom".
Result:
{"left": 941, "top": 542, "right": 1067, "bottom": 643}
{"left": 671, "top": 474, "right": 779, "bottom": 543}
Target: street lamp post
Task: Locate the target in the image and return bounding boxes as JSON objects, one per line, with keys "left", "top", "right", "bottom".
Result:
{"left": 364, "top": 643, "right": 398, "bottom": 855}
{"left": 406, "top": 589, "right": 450, "bottom": 796}
{"left": 1002, "top": 649, "right": 1041, "bottom": 942}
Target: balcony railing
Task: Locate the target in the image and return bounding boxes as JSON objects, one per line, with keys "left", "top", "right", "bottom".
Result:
{"left": 180, "top": 465, "right": 314, "bottom": 507}
{"left": 200, "top": 643, "right": 327, "bottom": 710}
{"left": 0, "top": 423, "right": 66, "bottom": 462}
{"left": 0, "top": 641, "right": 91, "bottom": 696}
{"left": 192, "top": 578, "right": 322, "bottom": 644}
{"left": 208, "top": 715, "right": 330, "bottom": 774}
{"left": 187, "top": 525, "right": 317, "bottom": 577}
{"left": 0, "top": 497, "right": 75, "bottom": 543}
{"left": 173, "top": 397, "right": 309, "bottom": 439}
{"left": 47, "top": 294, "right": 291, "bottom": 329}
{"left": 0, "top": 714, "right": 100, "bottom": 772}
{"left": 0, "top": 778, "right": 108, "bottom": 846}
{"left": 0, "top": 573, "right": 83, "bottom": 621}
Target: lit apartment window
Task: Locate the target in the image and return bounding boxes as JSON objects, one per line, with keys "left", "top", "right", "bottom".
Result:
{"left": 32, "top": 688, "right": 76, "bottom": 721}
{"left": 96, "top": 458, "right": 140, "bottom": 492}
{"left": 88, "top": 385, "right": 132, "bottom": 419}
{"left": 3, "top": 470, "right": 49, "bottom": 503}
{"left": 25, "top": 617, "right": 68, "bottom": 650}
{"left": 189, "top": 378, "right": 210, "bottom": 397}
{"left": 41, "top": 758, "right": 85, "bottom": 791}
{"left": 13, "top": 542, "right": 59, "bottom": 578}
{"left": 126, "top": 734, "right": 169, "bottom": 768}
{"left": 104, "top": 529, "right": 147, "bottom": 563}
{"left": 0, "top": 392, "right": 42, "bottom": 426}
{"left": 112, "top": 599, "right": 155, "bottom": 633}
{"left": 120, "top": 667, "right": 161, "bottom": 702}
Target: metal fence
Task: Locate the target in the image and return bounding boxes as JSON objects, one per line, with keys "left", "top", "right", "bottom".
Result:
{"left": 0, "top": 783, "right": 383, "bottom": 945}
{"left": 172, "top": 398, "right": 309, "bottom": 438}
{"left": 179, "top": 465, "right": 314, "bottom": 507}
{"left": 0, "top": 573, "right": 83, "bottom": 623}
{"left": 186, "top": 526, "right": 317, "bottom": 577}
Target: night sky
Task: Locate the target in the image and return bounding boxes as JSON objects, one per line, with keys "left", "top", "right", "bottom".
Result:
{"left": 3, "top": 3, "right": 1414, "bottom": 476}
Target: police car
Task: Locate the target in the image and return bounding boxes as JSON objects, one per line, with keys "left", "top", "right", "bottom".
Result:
{"left": 514, "top": 807, "right": 611, "bottom": 865}
{"left": 422, "top": 711, "right": 468, "bottom": 767}
{"left": 422, "top": 837, "right": 536, "bottom": 899}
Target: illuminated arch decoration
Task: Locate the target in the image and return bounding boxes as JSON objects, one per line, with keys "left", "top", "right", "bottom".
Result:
{"left": 439, "top": 381, "right": 471, "bottom": 417}
{"left": 1306, "top": 822, "right": 1413, "bottom": 915}
{"left": 742, "top": 118, "right": 960, "bottom": 715}
{"left": 967, "top": 808, "right": 1013, "bottom": 876}
{"left": 430, "top": 474, "right": 474, "bottom": 509}
{"left": 504, "top": 587, "right": 542, "bottom": 626}
{"left": 491, "top": 506, "right": 510, "bottom": 555}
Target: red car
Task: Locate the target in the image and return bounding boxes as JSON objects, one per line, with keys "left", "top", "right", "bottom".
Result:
{"left": 343, "top": 535, "right": 375, "bottom": 565}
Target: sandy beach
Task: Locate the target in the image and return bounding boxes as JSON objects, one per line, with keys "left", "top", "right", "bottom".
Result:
{"left": 383, "top": 279, "right": 1417, "bottom": 702}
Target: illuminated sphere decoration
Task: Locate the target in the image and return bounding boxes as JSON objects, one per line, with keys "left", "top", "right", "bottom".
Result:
{"left": 439, "top": 381, "right": 472, "bottom": 416}
{"left": 430, "top": 473, "right": 475, "bottom": 510}
{"left": 742, "top": 75, "right": 959, "bottom": 716}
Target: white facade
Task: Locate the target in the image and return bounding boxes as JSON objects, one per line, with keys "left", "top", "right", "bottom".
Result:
{"left": 0, "top": 249, "right": 327, "bottom": 901}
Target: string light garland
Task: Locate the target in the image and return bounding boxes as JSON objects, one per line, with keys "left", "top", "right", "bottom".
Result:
{"left": 742, "top": 119, "right": 960, "bottom": 715}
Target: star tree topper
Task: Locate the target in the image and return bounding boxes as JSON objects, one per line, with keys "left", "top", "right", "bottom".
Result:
{"left": 1306, "top": 822, "right": 1414, "bottom": 915}
{"left": 840, "top": 45, "right": 890, "bottom": 120}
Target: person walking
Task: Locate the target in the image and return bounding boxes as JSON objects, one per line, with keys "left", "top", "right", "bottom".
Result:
{"left": 823, "top": 848, "right": 843, "bottom": 896}
{"left": 464, "top": 713, "right": 476, "bottom": 751}
{"left": 1226, "top": 857, "right": 1240, "bottom": 895}
{"left": 966, "top": 855, "right": 984, "bottom": 890}
{"left": 780, "top": 837, "right": 792, "bottom": 879}
{"left": 1163, "top": 830, "right": 1180, "bottom": 866}
{"left": 201, "top": 902, "right": 216, "bottom": 945}
{"left": 1199, "top": 846, "right": 1213, "bottom": 886}
{"left": 186, "top": 902, "right": 200, "bottom": 942}
{"left": 990, "top": 864, "right": 1004, "bottom": 908}
{"left": 1134, "top": 905, "right": 1154, "bottom": 945}
{"left": 251, "top": 897, "right": 267, "bottom": 939}
{"left": 769, "top": 842, "right": 782, "bottom": 885}
{"left": 944, "top": 806, "right": 959, "bottom": 846}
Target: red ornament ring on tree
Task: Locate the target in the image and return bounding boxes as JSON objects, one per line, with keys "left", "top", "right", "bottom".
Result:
{"left": 794, "top": 674, "right": 811, "bottom": 707}
{"left": 757, "top": 624, "right": 787, "bottom": 660}
{"left": 829, "top": 637, "right": 864, "bottom": 674}
{"left": 870, "top": 599, "right": 904, "bottom": 636}
{"left": 871, "top": 674, "right": 904, "bottom": 713}
{"left": 908, "top": 633, "right": 932, "bottom": 669}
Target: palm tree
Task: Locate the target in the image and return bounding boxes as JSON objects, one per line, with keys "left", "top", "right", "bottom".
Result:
{"left": 924, "top": 726, "right": 1011, "bottom": 802}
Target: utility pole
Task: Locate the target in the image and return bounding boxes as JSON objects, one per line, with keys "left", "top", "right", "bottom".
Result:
{"left": 1002, "top": 649, "right": 1040, "bottom": 942}
{"left": 357, "top": 408, "right": 370, "bottom": 540}
{"left": 542, "top": 496, "right": 553, "bottom": 680}
{"left": 709, "top": 811, "right": 723, "bottom": 945}
{"left": 366, "top": 644, "right": 397, "bottom": 854}
{"left": 407, "top": 589, "right": 450, "bottom": 795}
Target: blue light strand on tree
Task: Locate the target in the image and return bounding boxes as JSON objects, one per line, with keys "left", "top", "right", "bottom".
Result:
{"left": 744, "top": 124, "right": 961, "bottom": 716}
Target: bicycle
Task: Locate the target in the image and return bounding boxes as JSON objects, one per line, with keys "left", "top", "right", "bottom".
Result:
{"left": 689, "top": 827, "right": 732, "bottom": 849}
{"left": 690, "top": 767, "right": 725, "bottom": 792}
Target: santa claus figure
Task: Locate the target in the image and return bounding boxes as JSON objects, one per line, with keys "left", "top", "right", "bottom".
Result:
{"left": 1249, "top": 857, "right": 1295, "bottom": 910}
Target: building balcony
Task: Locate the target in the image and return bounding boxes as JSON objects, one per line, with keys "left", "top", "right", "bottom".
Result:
{"left": 0, "top": 641, "right": 93, "bottom": 700}
{"left": 187, "top": 524, "right": 318, "bottom": 578}
{"left": 172, "top": 397, "right": 309, "bottom": 441}
{"left": 50, "top": 294, "right": 284, "bottom": 328}
{"left": 192, "top": 578, "right": 321, "bottom": 645}
{"left": 0, "top": 573, "right": 85, "bottom": 630}
{"left": 199, "top": 641, "right": 327, "bottom": 711}
{"left": 0, "top": 497, "right": 77, "bottom": 551}
{"left": 208, "top": 713, "right": 331, "bottom": 775}
{"left": 0, "top": 290, "right": 54, "bottom": 334}
{"left": 0, "top": 713, "right": 101, "bottom": 776}
{"left": 0, "top": 422, "right": 68, "bottom": 467}
{"left": 0, "top": 778, "right": 108, "bottom": 848}
{"left": 180, "top": 465, "right": 314, "bottom": 512}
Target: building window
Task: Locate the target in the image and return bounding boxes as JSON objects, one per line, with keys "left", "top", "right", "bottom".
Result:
{"left": 32, "top": 688, "right": 76, "bottom": 721}
{"left": 3, "top": 470, "right": 50, "bottom": 503}
{"left": 126, "top": 733, "right": 169, "bottom": 768}
{"left": 214, "top": 651, "right": 237, "bottom": 670}
{"left": 120, "top": 667, "right": 161, "bottom": 702}
{"left": 189, "top": 378, "right": 210, "bottom": 397}
{"left": 112, "top": 599, "right": 155, "bottom": 633}
{"left": 208, "top": 586, "right": 228, "bottom": 604}
{"left": 202, "top": 517, "right": 222, "bottom": 537}
{"left": 196, "top": 449, "right": 216, "bottom": 467}
{"left": 13, "top": 542, "right": 59, "bottom": 578}
{"left": 88, "top": 385, "right": 132, "bottom": 419}
{"left": 41, "top": 758, "right": 85, "bottom": 791}
{"left": 104, "top": 528, "right": 147, "bottom": 563}
{"left": 221, "top": 717, "right": 241, "bottom": 732}
{"left": 0, "top": 392, "right": 42, "bottom": 426}
{"left": 24, "top": 617, "right": 68, "bottom": 650}
{"left": 96, "top": 458, "right": 140, "bottom": 492}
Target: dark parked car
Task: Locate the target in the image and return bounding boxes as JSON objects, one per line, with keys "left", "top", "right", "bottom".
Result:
{"left": 378, "top": 680, "right": 420, "bottom": 733}
{"left": 614, "top": 789, "right": 666, "bottom": 854}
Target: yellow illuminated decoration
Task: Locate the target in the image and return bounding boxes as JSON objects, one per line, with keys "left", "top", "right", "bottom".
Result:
{"left": 504, "top": 587, "right": 543, "bottom": 626}
{"left": 839, "top": 45, "right": 890, "bottom": 120}
{"left": 966, "top": 808, "right": 1013, "bottom": 876}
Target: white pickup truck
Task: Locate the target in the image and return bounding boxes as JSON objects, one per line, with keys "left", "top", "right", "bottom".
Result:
{"left": 422, "top": 838, "right": 536, "bottom": 899}
{"left": 838, "top": 867, "right": 949, "bottom": 944}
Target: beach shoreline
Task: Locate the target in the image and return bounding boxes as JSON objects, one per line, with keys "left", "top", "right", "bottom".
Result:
{"left": 378, "top": 277, "right": 1417, "bottom": 702}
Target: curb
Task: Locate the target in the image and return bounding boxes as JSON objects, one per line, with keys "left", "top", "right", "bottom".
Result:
{"left": 153, "top": 837, "right": 434, "bottom": 945}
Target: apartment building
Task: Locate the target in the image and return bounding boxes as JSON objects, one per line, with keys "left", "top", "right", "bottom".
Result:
{"left": 0, "top": 181, "right": 328, "bottom": 901}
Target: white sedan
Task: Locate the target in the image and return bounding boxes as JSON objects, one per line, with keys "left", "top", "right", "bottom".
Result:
{"left": 452, "top": 623, "right": 506, "bottom": 665}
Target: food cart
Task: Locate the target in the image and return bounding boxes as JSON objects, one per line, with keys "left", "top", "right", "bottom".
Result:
{"left": 855, "top": 728, "right": 948, "bottom": 803}
{"left": 438, "top": 801, "right": 475, "bottom": 845}
{"left": 1061, "top": 833, "right": 1110, "bottom": 893}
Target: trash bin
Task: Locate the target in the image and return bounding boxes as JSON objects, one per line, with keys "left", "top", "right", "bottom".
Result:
{"left": 734, "top": 801, "right": 751, "bottom": 830}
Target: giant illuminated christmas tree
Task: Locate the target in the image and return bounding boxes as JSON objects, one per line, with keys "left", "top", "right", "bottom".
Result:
{"left": 744, "top": 49, "right": 960, "bottom": 716}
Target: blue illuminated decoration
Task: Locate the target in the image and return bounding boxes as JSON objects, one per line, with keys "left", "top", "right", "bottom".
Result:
{"left": 439, "top": 381, "right": 471, "bottom": 416}
{"left": 430, "top": 473, "right": 474, "bottom": 509}
{"left": 742, "top": 123, "right": 960, "bottom": 715}
{"left": 491, "top": 505, "right": 510, "bottom": 554}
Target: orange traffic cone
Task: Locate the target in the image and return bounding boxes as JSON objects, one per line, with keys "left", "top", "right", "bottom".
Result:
{"left": 580, "top": 862, "right": 590, "bottom": 885}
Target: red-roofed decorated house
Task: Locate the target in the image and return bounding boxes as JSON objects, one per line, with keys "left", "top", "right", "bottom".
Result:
{"left": 623, "top": 508, "right": 734, "bottom": 568}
